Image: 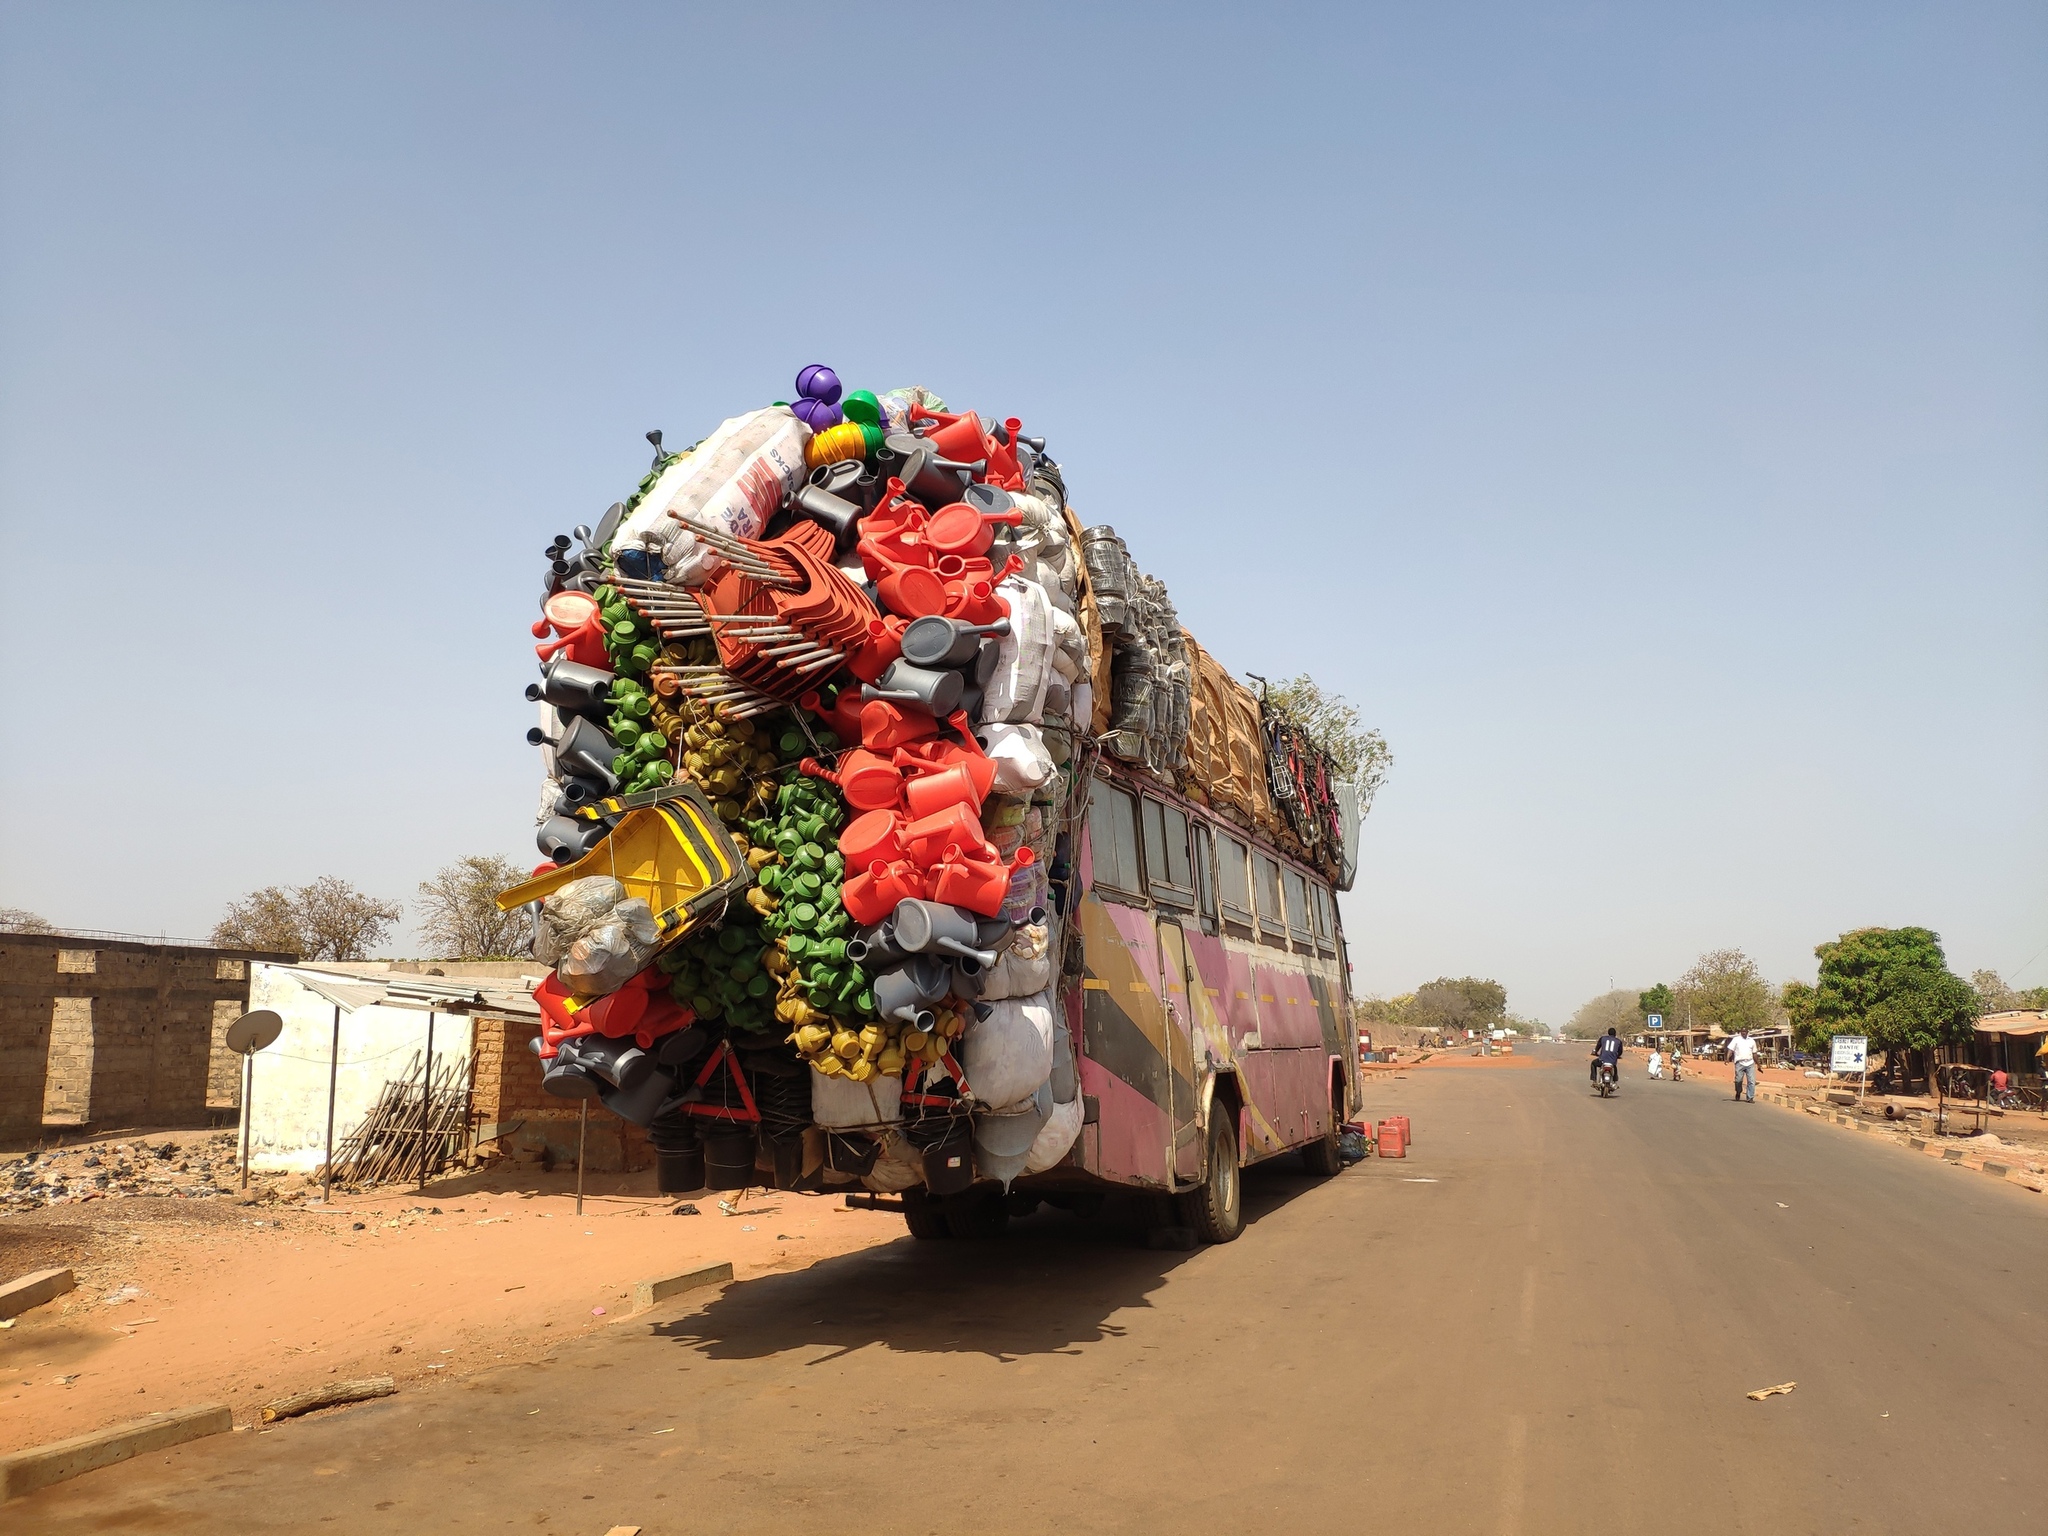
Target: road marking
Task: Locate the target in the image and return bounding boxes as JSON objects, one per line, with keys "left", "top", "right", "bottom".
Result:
{"left": 1498, "top": 1412, "right": 1527, "bottom": 1534}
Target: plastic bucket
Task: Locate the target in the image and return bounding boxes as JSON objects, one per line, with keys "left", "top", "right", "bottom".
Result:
{"left": 919, "top": 1119, "right": 976, "bottom": 1195}
{"left": 703, "top": 1128, "right": 758, "bottom": 1190}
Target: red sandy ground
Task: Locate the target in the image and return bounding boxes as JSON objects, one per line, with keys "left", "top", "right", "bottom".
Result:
{"left": 0, "top": 1162, "right": 904, "bottom": 1456}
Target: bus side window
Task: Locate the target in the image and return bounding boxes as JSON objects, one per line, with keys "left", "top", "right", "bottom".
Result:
{"left": 1142, "top": 797, "right": 1195, "bottom": 908}
{"left": 1217, "top": 834, "right": 1254, "bottom": 936}
{"left": 1283, "top": 867, "right": 1313, "bottom": 951}
{"left": 1254, "top": 853, "right": 1288, "bottom": 949}
{"left": 1311, "top": 883, "right": 1337, "bottom": 957}
{"left": 1088, "top": 779, "right": 1144, "bottom": 897}
{"left": 1192, "top": 821, "right": 1218, "bottom": 933}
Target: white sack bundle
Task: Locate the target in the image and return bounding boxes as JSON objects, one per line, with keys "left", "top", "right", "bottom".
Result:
{"left": 960, "top": 989, "right": 1055, "bottom": 1111}
{"left": 611, "top": 407, "right": 810, "bottom": 585}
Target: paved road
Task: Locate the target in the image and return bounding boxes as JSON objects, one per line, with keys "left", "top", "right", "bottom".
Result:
{"left": 14, "top": 1055, "right": 2045, "bottom": 1534}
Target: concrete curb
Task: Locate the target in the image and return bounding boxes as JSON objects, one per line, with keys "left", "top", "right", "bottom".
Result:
{"left": 1752, "top": 1089, "right": 2046, "bottom": 1195}
{"left": 631, "top": 1262, "right": 733, "bottom": 1313}
{"left": 0, "top": 1402, "right": 232, "bottom": 1501}
{"left": 0, "top": 1267, "right": 76, "bottom": 1320}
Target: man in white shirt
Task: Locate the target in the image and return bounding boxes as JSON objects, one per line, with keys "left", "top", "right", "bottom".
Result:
{"left": 1647, "top": 1047, "right": 1664, "bottom": 1080}
{"left": 1728, "top": 1030, "right": 1758, "bottom": 1102}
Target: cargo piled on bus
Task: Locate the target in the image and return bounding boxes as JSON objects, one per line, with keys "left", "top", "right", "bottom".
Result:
{"left": 501, "top": 368, "right": 1383, "bottom": 1240}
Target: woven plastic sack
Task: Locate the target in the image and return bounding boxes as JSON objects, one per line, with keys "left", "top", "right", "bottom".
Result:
{"left": 1022, "top": 1093, "right": 1084, "bottom": 1174}
{"left": 960, "top": 990, "right": 1054, "bottom": 1111}
{"left": 980, "top": 576, "right": 1054, "bottom": 725}
{"left": 554, "top": 902, "right": 660, "bottom": 997}
{"left": 809, "top": 1065, "right": 902, "bottom": 1130}
{"left": 978, "top": 721, "right": 1053, "bottom": 795}
{"left": 978, "top": 921, "right": 1052, "bottom": 1002}
{"left": 861, "top": 1129, "right": 927, "bottom": 1193}
{"left": 611, "top": 407, "right": 810, "bottom": 585}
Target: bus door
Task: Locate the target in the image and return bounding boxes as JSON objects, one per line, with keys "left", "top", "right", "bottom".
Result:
{"left": 1154, "top": 916, "right": 1205, "bottom": 1184}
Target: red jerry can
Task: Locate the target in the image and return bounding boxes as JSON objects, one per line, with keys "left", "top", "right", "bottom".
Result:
{"left": 1392, "top": 1115, "right": 1411, "bottom": 1148}
{"left": 1376, "top": 1120, "right": 1406, "bottom": 1158}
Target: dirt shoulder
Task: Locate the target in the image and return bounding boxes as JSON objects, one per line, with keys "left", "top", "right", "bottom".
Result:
{"left": 0, "top": 1159, "right": 904, "bottom": 1455}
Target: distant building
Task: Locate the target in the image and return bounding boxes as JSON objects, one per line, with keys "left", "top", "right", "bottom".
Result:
{"left": 0, "top": 930, "right": 289, "bottom": 1144}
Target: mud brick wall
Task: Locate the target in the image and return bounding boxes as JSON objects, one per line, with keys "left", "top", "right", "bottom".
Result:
{"left": 0, "top": 936, "right": 287, "bottom": 1141}
{"left": 472, "top": 1015, "right": 651, "bottom": 1174}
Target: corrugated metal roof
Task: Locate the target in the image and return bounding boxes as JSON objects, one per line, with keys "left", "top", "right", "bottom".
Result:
{"left": 270, "top": 964, "right": 542, "bottom": 1018}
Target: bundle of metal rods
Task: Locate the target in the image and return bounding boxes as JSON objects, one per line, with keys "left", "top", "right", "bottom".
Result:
{"left": 327, "top": 1049, "right": 476, "bottom": 1189}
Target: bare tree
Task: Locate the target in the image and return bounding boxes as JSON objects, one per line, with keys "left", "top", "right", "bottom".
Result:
{"left": 295, "top": 877, "right": 402, "bottom": 960}
{"left": 212, "top": 879, "right": 401, "bottom": 960}
{"left": 0, "top": 907, "right": 55, "bottom": 933}
{"left": 1566, "top": 988, "right": 1641, "bottom": 1039}
{"left": 416, "top": 855, "right": 532, "bottom": 959}
{"left": 212, "top": 887, "right": 307, "bottom": 955}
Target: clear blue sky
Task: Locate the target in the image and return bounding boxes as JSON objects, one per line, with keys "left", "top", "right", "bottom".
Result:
{"left": 3, "top": 4, "right": 2042, "bottom": 1023}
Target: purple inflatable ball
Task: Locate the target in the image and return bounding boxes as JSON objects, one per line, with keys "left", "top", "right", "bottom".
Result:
{"left": 794, "top": 364, "right": 842, "bottom": 405}
{"left": 791, "top": 396, "right": 843, "bottom": 431}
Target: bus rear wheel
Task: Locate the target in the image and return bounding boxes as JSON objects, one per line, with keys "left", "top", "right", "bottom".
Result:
{"left": 1176, "top": 1113, "right": 1244, "bottom": 1243}
{"left": 1301, "top": 1087, "right": 1345, "bottom": 1176}
{"left": 902, "top": 1189, "right": 949, "bottom": 1241}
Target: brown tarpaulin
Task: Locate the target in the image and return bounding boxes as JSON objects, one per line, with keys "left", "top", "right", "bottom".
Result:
{"left": 1180, "top": 629, "right": 1276, "bottom": 833}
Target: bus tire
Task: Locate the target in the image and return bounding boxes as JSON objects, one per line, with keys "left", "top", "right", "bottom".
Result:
{"left": 902, "top": 1190, "right": 949, "bottom": 1241}
{"left": 1301, "top": 1125, "right": 1343, "bottom": 1177}
{"left": 1176, "top": 1113, "right": 1244, "bottom": 1243}
{"left": 945, "top": 1192, "right": 1010, "bottom": 1240}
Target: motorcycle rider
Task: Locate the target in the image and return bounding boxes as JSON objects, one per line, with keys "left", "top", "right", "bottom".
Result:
{"left": 1590, "top": 1026, "right": 1626, "bottom": 1089}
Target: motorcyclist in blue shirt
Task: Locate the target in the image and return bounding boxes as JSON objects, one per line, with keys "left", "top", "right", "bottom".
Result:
{"left": 1590, "top": 1027, "right": 1626, "bottom": 1087}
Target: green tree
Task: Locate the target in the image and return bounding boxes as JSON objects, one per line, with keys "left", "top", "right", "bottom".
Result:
{"left": 1810, "top": 927, "right": 1978, "bottom": 1084}
{"left": 1408, "top": 977, "right": 1507, "bottom": 1036}
{"left": 1637, "top": 982, "right": 1674, "bottom": 1023}
{"left": 1674, "top": 949, "right": 1774, "bottom": 1035}
{"left": 1567, "top": 989, "right": 1640, "bottom": 1039}
{"left": 1781, "top": 980, "right": 1825, "bottom": 1053}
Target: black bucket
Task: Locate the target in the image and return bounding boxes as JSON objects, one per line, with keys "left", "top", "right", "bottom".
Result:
{"left": 703, "top": 1128, "right": 757, "bottom": 1191}
{"left": 825, "top": 1131, "right": 879, "bottom": 1177}
{"left": 656, "top": 1146, "right": 706, "bottom": 1194}
{"left": 765, "top": 1133, "right": 805, "bottom": 1190}
{"left": 919, "top": 1119, "right": 975, "bottom": 1196}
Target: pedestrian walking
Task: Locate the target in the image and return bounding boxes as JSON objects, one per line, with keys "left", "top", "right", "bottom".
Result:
{"left": 1647, "top": 1047, "right": 1664, "bottom": 1081}
{"left": 1729, "top": 1029, "right": 1758, "bottom": 1102}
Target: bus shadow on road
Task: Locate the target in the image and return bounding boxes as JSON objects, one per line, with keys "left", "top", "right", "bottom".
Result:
{"left": 645, "top": 1164, "right": 1329, "bottom": 1363}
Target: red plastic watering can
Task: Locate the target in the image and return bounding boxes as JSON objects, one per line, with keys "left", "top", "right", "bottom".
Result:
{"left": 859, "top": 699, "right": 939, "bottom": 750}
{"left": 930, "top": 844, "right": 1033, "bottom": 918}
{"left": 801, "top": 751, "right": 903, "bottom": 812}
{"left": 841, "top": 857, "right": 927, "bottom": 926}
{"left": 533, "top": 591, "right": 610, "bottom": 670}
{"left": 902, "top": 804, "right": 991, "bottom": 867}
{"left": 902, "top": 761, "right": 986, "bottom": 819}
{"left": 926, "top": 501, "right": 1023, "bottom": 559}
{"left": 838, "top": 808, "right": 909, "bottom": 871}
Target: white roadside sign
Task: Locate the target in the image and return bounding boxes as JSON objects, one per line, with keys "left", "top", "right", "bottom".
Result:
{"left": 1830, "top": 1035, "right": 1868, "bottom": 1074}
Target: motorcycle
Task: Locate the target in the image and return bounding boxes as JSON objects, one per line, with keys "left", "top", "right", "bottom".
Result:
{"left": 1595, "top": 1061, "right": 1618, "bottom": 1098}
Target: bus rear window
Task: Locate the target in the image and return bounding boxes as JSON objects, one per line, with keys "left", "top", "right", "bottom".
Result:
{"left": 1088, "top": 781, "right": 1143, "bottom": 896}
{"left": 1142, "top": 798, "right": 1194, "bottom": 905}
{"left": 1255, "top": 853, "right": 1287, "bottom": 947}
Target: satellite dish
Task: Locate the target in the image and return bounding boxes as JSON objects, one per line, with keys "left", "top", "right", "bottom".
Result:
{"left": 224, "top": 1009, "right": 283, "bottom": 1055}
